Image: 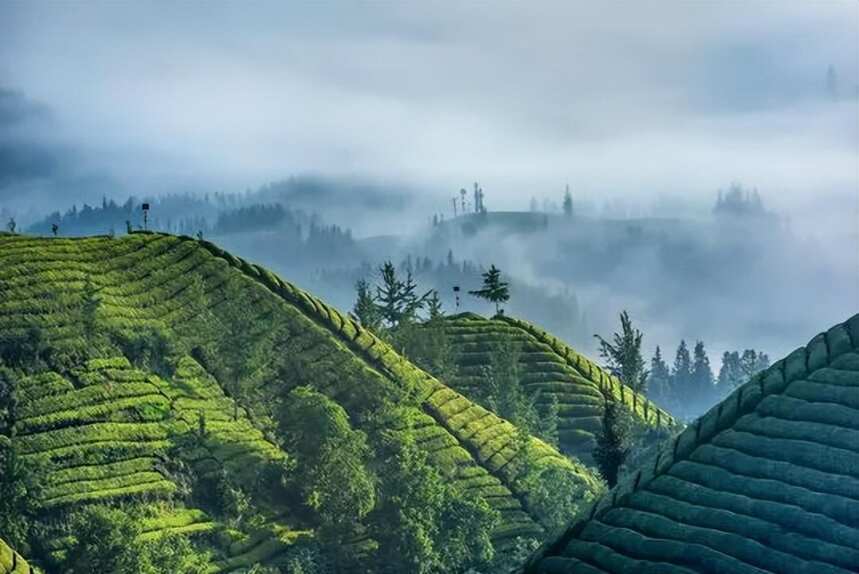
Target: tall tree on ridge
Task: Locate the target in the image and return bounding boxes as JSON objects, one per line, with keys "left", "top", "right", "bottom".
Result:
{"left": 647, "top": 345, "right": 672, "bottom": 405}
{"left": 469, "top": 265, "right": 510, "bottom": 315}
{"left": 594, "top": 311, "right": 648, "bottom": 392}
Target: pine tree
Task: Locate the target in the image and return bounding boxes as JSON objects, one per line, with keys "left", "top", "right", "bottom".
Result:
{"left": 469, "top": 265, "right": 510, "bottom": 315}
{"left": 592, "top": 401, "right": 633, "bottom": 487}
{"left": 353, "top": 280, "right": 381, "bottom": 331}
{"left": 671, "top": 340, "right": 692, "bottom": 403}
{"left": 647, "top": 346, "right": 671, "bottom": 405}
{"left": 717, "top": 351, "right": 743, "bottom": 393}
{"left": 692, "top": 341, "right": 714, "bottom": 404}
{"left": 562, "top": 185, "right": 573, "bottom": 218}
{"left": 426, "top": 289, "right": 444, "bottom": 321}
{"left": 375, "top": 262, "right": 404, "bottom": 327}
{"left": 594, "top": 311, "right": 648, "bottom": 392}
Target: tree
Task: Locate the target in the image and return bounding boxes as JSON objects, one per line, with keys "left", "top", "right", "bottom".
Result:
{"left": 375, "top": 261, "right": 430, "bottom": 328}
{"left": 469, "top": 265, "right": 510, "bottom": 315}
{"left": 740, "top": 349, "right": 769, "bottom": 381}
{"left": 7, "top": 217, "right": 15, "bottom": 233}
{"left": 562, "top": 185, "right": 573, "bottom": 218}
{"left": 691, "top": 340, "right": 714, "bottom": 403}
{"left": 277, "top": 387, "right": 375, "bottom": 538}
{"left": 671, "top": 340, "right": 692, "bottom": 400}
{"left": 369, "top": 430, "right": 498, "bottom": 573}
{"left": 594, "top": 311, "right": 648, "bottom": 392}
{"left": 353, "top": 279, "right": 382, "bottom": 331}
{"left": 647, "top": 346, "right": 672, "bottom": 406}
{"left": 0, "top": 442, "right": 42, "bottom": 551}
{"left": 592, "top": 401, "right": 633, "bottom": 487}
{"left": 717, "top": 351, "right": 743, "bottom": 393}
{"left": 64, "top": 506, "right": 141, "bottom": 574}
{"left": 426, "top": 289, "right": 444, "bottom": 321}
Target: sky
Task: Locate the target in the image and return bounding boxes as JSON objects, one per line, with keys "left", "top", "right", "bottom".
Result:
{"left": 0, "top": 1, "right": 857, "bottom": 219}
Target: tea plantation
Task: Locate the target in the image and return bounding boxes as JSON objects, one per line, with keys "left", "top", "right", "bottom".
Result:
{"left": 528, "top": 313, "right": 859, "bottom": 574}
{"left": 434, "top": 313, "right": 674, "bottom": 462}
{"left": 0, "top": 232, "right": 604, "bottom": 572}
{"left": 0, "top": 538, "right": 34, "bottom": 574}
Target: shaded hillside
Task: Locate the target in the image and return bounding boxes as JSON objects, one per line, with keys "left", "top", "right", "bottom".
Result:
{"left": 0, "top": 539, "right": 34, "bottom": 574}
{"left": 528, "top": 313, "right": 859, "bottom": 574}
{"left": 0, "top": 232, "right": 602, "bottom": 572}
{"left": 434, "top": 313, "right": 675, "bottom": 462}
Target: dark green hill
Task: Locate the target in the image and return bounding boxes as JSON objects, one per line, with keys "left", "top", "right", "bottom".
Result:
{"left": 433, "top": 313, "right": 675, "bottom": 462}
{"left": 528, "top": 313, "right": 859, "bottom": 574}
{"left": 0, "top": 232, "right": 602, "bottom": 572}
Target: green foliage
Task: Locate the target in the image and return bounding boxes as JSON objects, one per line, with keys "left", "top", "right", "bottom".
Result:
{"left": 374, "top": 261, "right": 430, "bottom": 328}
{"left": 277, "top": 387, "right": 375, "bottom": 535}
{"left": 592, "top": 401, "right": 633, "bottom": 487}
{"left": 516, "top": 463, "right": 594, "bottom": 537}
{"left": 594, "top": 310, "right": 648, "bottom": 392}
{"left": 353, "top": 279, "right": 382, "bottom": 332}
{"left": 62, "top": 506, "right": 210, "bottom": 574}
{"left": 370, "top": 431, "right": 499, "bottom": 574}
{"left": 390, "top": 320, "right": 457, "bottom": 385}
{"left": 468, "top": 265, "right": 509, "bottom": 315}
{"left": 0, "top": 442, "right": 43, "bottom": 552}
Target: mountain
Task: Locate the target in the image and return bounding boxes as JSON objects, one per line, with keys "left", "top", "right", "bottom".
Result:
{"left": 0, "top": 231, "right": 602, "bottom": 572}
{"left": 429, "top": 313, "right": 675, "bottom": 463}
{"left": 528, "top": 313, "right": 859, "bottom": 573}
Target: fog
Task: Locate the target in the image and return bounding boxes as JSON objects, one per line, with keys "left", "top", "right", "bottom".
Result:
{"left": 1, "top": 2, "right": 857, "bottom": 409}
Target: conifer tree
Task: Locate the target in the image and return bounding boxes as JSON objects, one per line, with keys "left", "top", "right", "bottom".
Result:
{"left": 469, "top": 265, "right": 509, "bottom": 315}
{"left": 426, "top": 289, "right": 444, "bottom": 321}
{"left": 594, "top": 311, "right": 648, "bottom": 392}
{"left": 562, "top": 186, "right": 573, "bottom": 217}
{"left": 593, "top": 401, "right": 633, "bottom": 487}
{"left": 717, "top": 351, "right": 743, "bottom": 393}
{"left": 647, "top": 345, "right": 671, "bottom": 405}
{"left": 671, "top": 340, "right": 692, "bottom": 401}
{"left": 692, "top": 340, "right": 714, "bottom": 403}
{"left": 353, "top": 279, "right": 381, "bottom": 331}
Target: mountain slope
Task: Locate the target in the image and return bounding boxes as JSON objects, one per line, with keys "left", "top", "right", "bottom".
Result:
{"left": 0, "top": 232, "right": 602, "bottom": 571}
{"left": 434, "top": 313, "right": 675, "bottom": 462}
{"left": 528, "top": 313, "right": 859, "bottom": 574}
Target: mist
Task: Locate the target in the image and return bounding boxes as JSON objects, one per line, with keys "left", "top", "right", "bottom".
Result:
{"left": 1, "top": 2, "right": 857, "bottom": 417}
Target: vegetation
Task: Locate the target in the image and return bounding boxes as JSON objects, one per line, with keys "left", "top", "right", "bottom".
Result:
{"left": 0, "top": 233, "right": 591, "bottom": 572}
{"left": 417, "top": 313, "right": 674, "bottom": 464}
{"left": 594, "top": 310, "right": 648, "bottom": 392}
{"left": 469, "top": 265, "right": 510, "bottom": 316}
{"left": 591, "top": 402, "right": 633, "bottom": 487}
{"left": 529, "top": 313, "right": 859, "bottom": 574}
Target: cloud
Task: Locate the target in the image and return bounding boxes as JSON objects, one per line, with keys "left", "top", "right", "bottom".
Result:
{"left": 0, "top": 1, "right": 855, "bottom": 215}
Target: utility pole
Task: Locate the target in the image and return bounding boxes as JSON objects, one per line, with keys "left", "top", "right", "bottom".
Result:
{"left": 452, "top": 197, "right": 458, "bottom": 217}
{"left": 142, "top": 203, "right": 150, "bottom": 231}
{"left": 453, "top": 285, "right": 461, "bottom": 310}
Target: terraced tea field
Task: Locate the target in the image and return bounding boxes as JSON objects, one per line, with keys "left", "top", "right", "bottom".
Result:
{"left": 0, "top": 539, "right": 33, "bottom": 574}
{"left": 436, "top": 313, "right": 675, "bottom": 462}
{"left": 0, "top": 232, "right": 603, "bottom": 570}
{"left": 529, "top": 313, "right": 859, "bottom": 574}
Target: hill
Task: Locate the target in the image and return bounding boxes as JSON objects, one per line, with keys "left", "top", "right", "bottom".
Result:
{"left": 0, "top": 232, "right": 602, "bottom": 573}
{"left": 528, "top": 313, "right": 859, "bottom": 573}
{"left": 431, "top": 313, "right": 675, "bottom": 462}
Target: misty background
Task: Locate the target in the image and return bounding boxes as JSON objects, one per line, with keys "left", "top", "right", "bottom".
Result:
{"left": 1, "top": 2, "right": 857, "bottom": 415}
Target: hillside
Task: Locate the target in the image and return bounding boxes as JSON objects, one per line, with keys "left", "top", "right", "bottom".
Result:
{"left": 1, "top": 539, "right": 33, "bottom": 574}
{"left": 528, "top": 313, "right": 859, "bottom": 574}
{"left": 0, "top": 232, "right": 602, "bottom": 573}
{"left": 432, "top": 313, "right": 675, "bottom": 462}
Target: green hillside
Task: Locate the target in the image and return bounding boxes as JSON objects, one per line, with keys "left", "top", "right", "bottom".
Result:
{"left": 433, "top": 313, "right": 675, "bottom": 462}
{"left": 528, "top": 313, "right": 859, "bottom": 574}
{"left": 0, "top": 232, "right": 603, "bottom": 572}
{"left": 1, "top": 538, "right": 34, "bottom": 574}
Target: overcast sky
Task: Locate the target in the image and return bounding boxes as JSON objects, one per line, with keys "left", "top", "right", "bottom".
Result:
{"left": 0, "top": 1, "right": 857, "bottom": 216}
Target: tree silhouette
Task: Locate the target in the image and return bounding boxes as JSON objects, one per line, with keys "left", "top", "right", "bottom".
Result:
{"left": 594, "top": 310, "right": 648, "bottom": 392}
{"left": 469, "top": 265, "right": 509, "bottom": 315}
